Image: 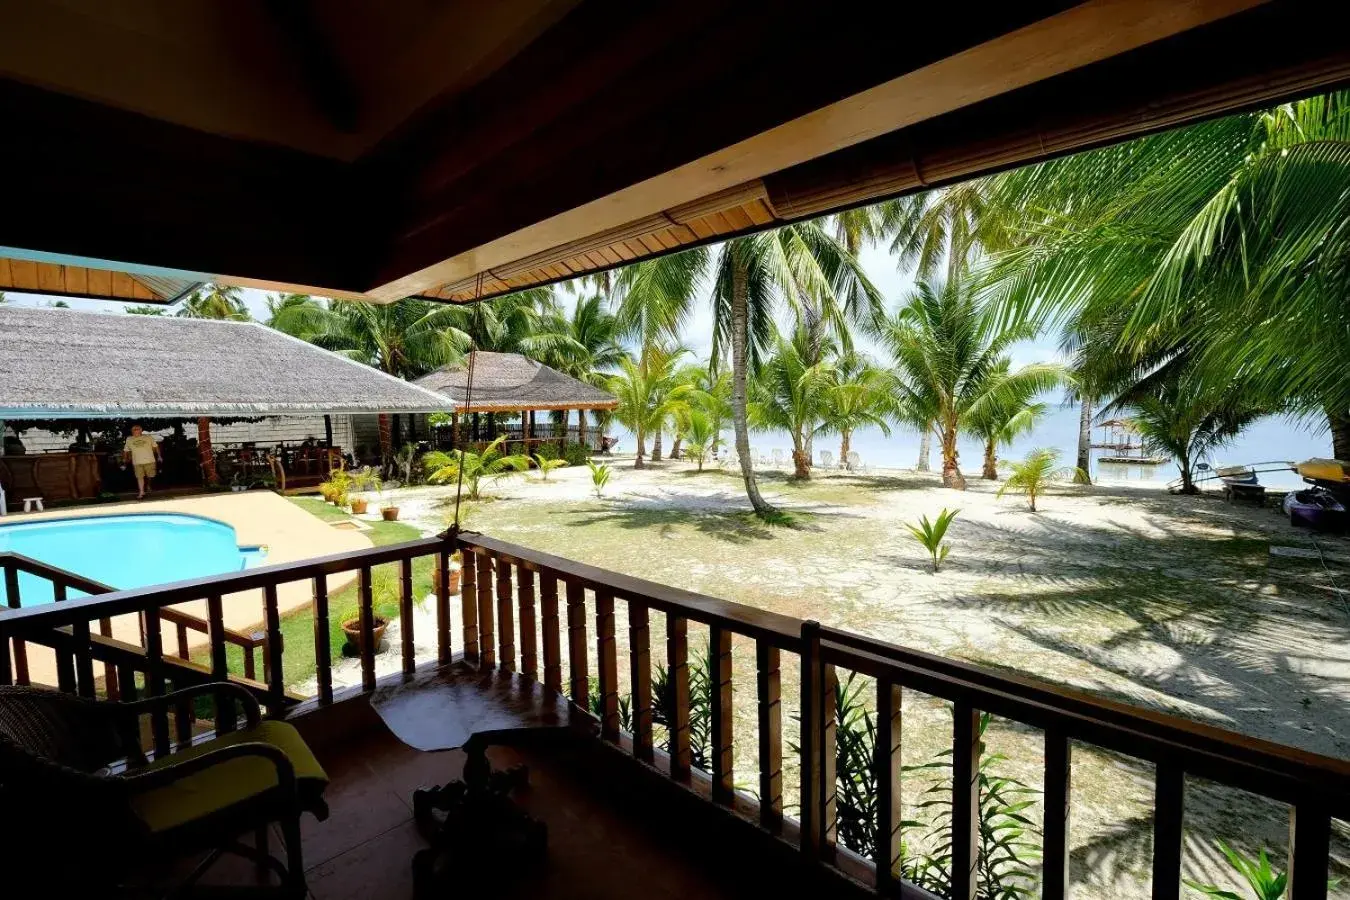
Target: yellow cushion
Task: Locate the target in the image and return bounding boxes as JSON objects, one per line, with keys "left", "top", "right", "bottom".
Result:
{"left": 129, "top": 720, "right": 328, "bottom": 834}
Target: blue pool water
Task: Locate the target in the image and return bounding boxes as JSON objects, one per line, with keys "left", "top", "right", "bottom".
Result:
{"left": 0, "top": 513, "right": 265, "bottom": 606}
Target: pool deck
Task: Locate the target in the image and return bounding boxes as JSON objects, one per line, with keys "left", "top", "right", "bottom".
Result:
{"left": 2, "top": 491, "right": 371, "bottom": 686}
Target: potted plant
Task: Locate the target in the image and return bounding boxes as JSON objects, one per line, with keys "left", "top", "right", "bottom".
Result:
{"left": 431, "top": 550, "right": 463, "bottom": 596}
{"left": 348, "top": 468, "right": 377, "bottom": 515}
{"left": 340, "top": 613, "right": 389, "bottom": 656}
{"left": 378, "top": 477, "right": 401, "bottom": 521}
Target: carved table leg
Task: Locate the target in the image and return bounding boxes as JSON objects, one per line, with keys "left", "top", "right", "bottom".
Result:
{"left": 411, "top": 737, "right": 546, "bottom": 896}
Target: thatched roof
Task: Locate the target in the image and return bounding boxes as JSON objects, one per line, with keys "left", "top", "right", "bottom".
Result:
{"left": 0, "top": 306, "right": 450, "bottom": 418}
{"left": 414, "top": 351, "right": 616, "bottom": 413}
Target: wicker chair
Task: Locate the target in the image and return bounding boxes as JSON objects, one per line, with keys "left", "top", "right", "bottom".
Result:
{"left": 0, "top": 682, "right": 329, "bottom": 896}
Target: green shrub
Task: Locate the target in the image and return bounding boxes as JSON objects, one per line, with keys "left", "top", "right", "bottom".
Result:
{"left": 533, "top": 442, "right": 562, "bottom": 461}
{"left": 563, "top": 442, "right": 591, "bottom": 466}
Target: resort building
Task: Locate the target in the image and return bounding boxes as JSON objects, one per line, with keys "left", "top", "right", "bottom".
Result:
{"left": 0, "top": 4, "right": 1346, "bottom": 900}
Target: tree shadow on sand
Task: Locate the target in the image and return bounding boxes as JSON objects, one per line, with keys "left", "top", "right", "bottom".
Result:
{"left": 550, "top": 497, "right": 836, "bottom": 544}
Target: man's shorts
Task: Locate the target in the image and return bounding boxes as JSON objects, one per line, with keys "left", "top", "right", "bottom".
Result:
{"left": 134, "top": 462, "right": 157, "bottom": 479}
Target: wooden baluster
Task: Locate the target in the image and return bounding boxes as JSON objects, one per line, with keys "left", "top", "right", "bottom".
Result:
{"left": 206, "top": 594, "right": 236, "bottom": 732}
{"left": 399, "top": 557, "right": 416, "bottom": 677}
{"left": 176, "top": 621, "right": 190, "bottom": 659}
{"left": 0, "top": 625, "right": 11, "bottom": 686}
{"left": 800, "top": 621, "right": 824, "bottom": 859}
{"left": 71, "top": 618, "right": 95, "bottom": 699}
{"left": 358, "top": 568, "right": 376, "bottom": 691}
{"left": 710, "top": 625, "right": 734, "bottom": 805}
{"left": 244, "top": 645, "right": 257, "bottom": 681}
{"left": 117, "top": 663, "right": 137, "bottom": 701}
{"left": 263, "top": 584, "right": 285, "bottom": 712}
{"left": 1289, "top": 800, "right": 1331, "bottom": 900}
{"left": 1042, "top": 729, "right": 1072, "bottom": 900}
{"left": 51, "top": 583, "right": 76, "bottom": 693}
{"left": 951, "top": 702, "right": 982, "bottom": 900}
{"left": 666, "top": 613, "right": 690, "bottom": 783}
{"left": 143, "top": 607, "right": 170, "bottom": 758}
{"left": 496, "top": 556, "right": 515, "bottom": 672}
{"left": 629, "top": 601, "right": 653, "bottom": 762}
{"left": 821, "top": 662, "right": 838, "bottom": 857}
{"left": 460, "top": 549, "right": 479, "bottom": 662}
{"left": 1151, "top": 762, "right": 1184, "bottom": 900}
{"left": 436, "top": 549, "right": 452, "bottom": 665}
{"left": 595, "top": 589, "right": 618, "bottom": 740}
{"left": 173, "top": 673, "right": 193, "bottom": 747}
{"left": 540, "top": 572, "right": 561, "bottom": 692}
{"left": 757, "top": 641, "right": 782, "bottom": 832}
{"left": 5, "top": 565, "right": 30, "bottom": 685}
{"left": 99, "top": 617, "right": 117, "bottom": 699}
{"left": 313, "top": 575, "right": 332, "bottom": 705}
{"left": 476, "top": 553, "right": 495, "bottom": 670}
{"left": 517, "top": 563, "right": 537, "bottom": 680}
{"left": 875, "top": 681, "right": 903, "bottom": 890}
{"left": 566, "top": 580, "right": 588, "bottom": 706}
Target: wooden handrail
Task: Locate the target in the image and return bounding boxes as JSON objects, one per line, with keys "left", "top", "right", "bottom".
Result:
{"left": 458, "top": 532, "right": 801, "bottom": 649}
{"left": 0, "top": 537, "right": 446, "bottom": 631}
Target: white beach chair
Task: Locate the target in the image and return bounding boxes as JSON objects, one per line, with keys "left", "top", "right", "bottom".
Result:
{"left": 819, "top": 450, "right": 834, "bottom": 470}
{"left": 846, "top": 450, "right": 864, "bottom": 473}
{"left": 771, "top": 448, "right": 785, "bottom": 469}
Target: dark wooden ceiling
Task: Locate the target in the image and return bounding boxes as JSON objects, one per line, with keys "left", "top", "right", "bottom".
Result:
{"left": 0, "top": 1, "right": 1344, "bottom": 306}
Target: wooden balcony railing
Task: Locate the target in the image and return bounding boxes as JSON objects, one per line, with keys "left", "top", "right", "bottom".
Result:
{"left": 2, "top": 532, "right": 1349, "bottom": 899}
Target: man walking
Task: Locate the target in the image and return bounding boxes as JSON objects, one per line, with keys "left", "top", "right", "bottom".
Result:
{"left": 123, "top": 424, "right": 162, "bottom": 499}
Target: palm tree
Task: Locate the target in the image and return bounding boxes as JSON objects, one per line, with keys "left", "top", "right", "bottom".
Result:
{"left": 1114, "top": 367, "right": 1267, "bottom": 494}
{"left": 177, "top": 284, "right": 250, "bottom": 320}
{"left": 997, "top": 448, "right": 1085, "bottom": 511}
{"left": 264, "top": 292, "right": 314, "bottom": 326}
{"left": 551, "top": 294, "right": 625, "bottom": 448}
{"left": 883, "top": 278, "right": 1062, "bottom": 490}
{"left": 272, "top": 298, "right": 468, "bottom": 463}
{"left": 983, "top": 91, "right": 1350, "bottom": 458}
{"left": 748, "top": 329, "right": 835, "bottom": 479}
{"left": 818, "top": 353, "right": 895, "bottom": 469}
{"left": 964, "top": 359, "right": 1048, "bottom": 480}
{"left": 682, "top": 408, "right": 720, "bottom": 472}
{"left": 712, "top": 223, "right": 883, "bottom": 514}
{"left": 424, "top": 436, "right": 530, "bottom": 500}
{"left": 608, "top": 344, "right": 691, "bottom": 469}
{"left": 613, "top": 252, "right": 708, "bottom": 461}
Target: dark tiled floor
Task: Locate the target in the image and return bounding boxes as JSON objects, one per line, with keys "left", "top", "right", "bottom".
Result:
{"left": 296, "top": 725, "right": 746, "bottom": 900}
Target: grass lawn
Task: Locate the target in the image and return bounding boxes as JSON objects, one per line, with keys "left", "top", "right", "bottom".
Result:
{"left": 206, "top": 497, "right": 435, "bottom": 689}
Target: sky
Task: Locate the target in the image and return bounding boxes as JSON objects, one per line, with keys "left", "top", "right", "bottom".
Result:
{"left": 1, "top": 238, "right": 1068, "bottom": 373}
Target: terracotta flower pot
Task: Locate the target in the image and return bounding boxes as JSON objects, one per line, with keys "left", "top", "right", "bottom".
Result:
{"left": 341, "top": 615, "right": 388, "bottom": 655}
{"left": 350, "top": 497, "right": 369, "bottom": 514}
{"left": 381, "top": 507, "right": 400, "bottom": 521}
{"left": 432, "top": 564, "right": 462, "bottom": 597}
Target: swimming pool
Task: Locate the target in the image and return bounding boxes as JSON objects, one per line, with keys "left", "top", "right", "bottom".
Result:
{"left": 0, "top": 513, "right": 265, "bottom": 606}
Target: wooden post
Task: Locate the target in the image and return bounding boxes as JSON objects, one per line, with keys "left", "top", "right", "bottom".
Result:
{"left": 313, "top": 575, "right": 332, "bottom": 705}
{"left": 436, "top": 549, "right": 451, "bottom": 665}
{"left": 263, "top": 584, "right": 285, "bottom": 713}
{"left": 461, "top": 549, "right": 479, "bottom": 662}
{"left": 1042, "top": 729, "right": 1072, "bottom": 900}
{"left": 1289, "top": 801, "right": 1332, "bottom": 900}
{"left": 476, "top": 553, "right": 495, "bottom": 669}
{"left": 323, "top": 414, "right": 334, "bottom": 447}
{"left": 595, "top": 589, "right": 619, "bottom": 741}
{"left": 757, "top": 641, "right": 783, "bottom": 832}
{"left": 951, "top": 703, "right": 982, "bottom": 900}
{"left": 496, "top": 556, "right": 515, "bottom": 672}
{"left": 875, "top": 682, "right": 903, "bottom": 891}
{"left": 629, "top": 602, "right": 653, "bottom": 762}
{"left": 399, "top": 557, "right": 415, "bottom": 677}
{"left": 710, "top": 625, "right": 733, "bottom": 805}
{"left": 540, "top": 573, "right": 561, "bottom": 692}
{"left": 358, "top": 568, "right": 376, "bottom": 691}
{"left": 1152, "top": 763, "right": 1185, "bottom": 900}
{"left": 197, "top": 416, "right": 218, "bottom": 485}
{"left": 566, "top": 580, "right": 588, "bottom": 707}
{"left": 517, "top": 563, "right": 537, "bottom": 679}
{"left": 3, "top": 564, "right": 28, "bottom": 686}
{"left": 800, "top": 621, "right": 823, "bottom": 860}
{"left": 207, "top": 593, "right": 237, "bottom": 732}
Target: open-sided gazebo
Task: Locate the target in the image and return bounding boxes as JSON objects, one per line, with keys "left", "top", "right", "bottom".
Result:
{"left": 412, "top": 351, "right": 618, "bottom": 453}
{"left": 0, "top": 306, "right": 449, "bottom": 506}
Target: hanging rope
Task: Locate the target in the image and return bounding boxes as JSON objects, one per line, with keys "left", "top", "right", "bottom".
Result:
{"left": 448, "top": 273, "right": 484, "bottom": 536}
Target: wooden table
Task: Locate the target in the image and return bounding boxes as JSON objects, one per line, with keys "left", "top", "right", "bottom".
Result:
{"left": 370, "top": 663, "right": 595, "bottom": 894}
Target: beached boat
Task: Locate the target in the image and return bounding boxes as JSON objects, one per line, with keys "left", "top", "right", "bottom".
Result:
{"left": 1216, "top": 464, "right": 1258, "bottom": 485}
{"left": 1282, "top": 486, "right": 1346, "bottom": 530}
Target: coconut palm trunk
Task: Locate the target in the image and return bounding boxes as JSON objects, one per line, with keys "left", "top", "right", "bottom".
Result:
{"left": 670, "top": 433, "right": 682, "bottom": 460}
{"left": 377, "top": 413, "right": 393, "bottom": 472}
{"left": 731, "top": 259, "right": 773, "bottom": 515}
{"left": 635, "top": 428, "right": 646, "bottom": 469}
{"left": 940, "top": 423, "right": 966, "bottom": 490}
{"left": 578, "top": 410, "right": 588, "bottom": 451}
{"left": 916, "top": 429, "right": 932, "bottom": 471}
{"left": 791, "top": 441, "right": 810, "bottom": 479}
{"left": 1076, "top": 397, "right": 1094, "bottom": 484}
{"left": 1329, "top": 410, "right": 1350, "bottom": 461}
{"left": 839, "top": 430, "right": 850, "bottom": 469}
{"left": 651, "top": 427, "right": 663, "bottom": 462}
{"left": 982, "top": 438, "right": 998, "bottom": 479}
